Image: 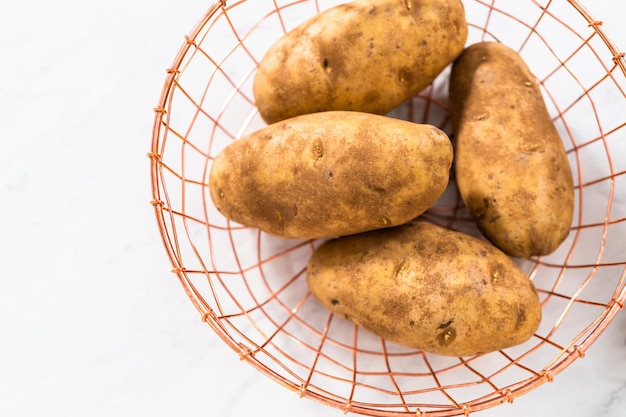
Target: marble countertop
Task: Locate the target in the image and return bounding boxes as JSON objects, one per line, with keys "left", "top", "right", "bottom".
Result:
{"left": 1, "top": 1, "right": 625, "bottom": 416}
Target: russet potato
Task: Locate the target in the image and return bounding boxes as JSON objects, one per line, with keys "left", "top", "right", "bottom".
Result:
{"left": 449, "top": 41, "right": 575, "bottom": 258}
{"left": 306, "top": 221, "right": 542, "bottom": 356}
{"left": 209, "top": 111, "right": 453, "bottom": 239}
{"left": 253, "top": 0, "right": 468, "bottom": 124}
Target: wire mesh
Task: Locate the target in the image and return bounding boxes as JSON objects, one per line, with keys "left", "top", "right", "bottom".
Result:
{"left": 149, "top": 0, "right": 626, "bottom": 415}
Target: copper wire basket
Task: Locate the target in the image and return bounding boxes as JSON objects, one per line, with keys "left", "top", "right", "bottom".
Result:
{"left": 149, "top": 1, "right": 626, "bottom": 415}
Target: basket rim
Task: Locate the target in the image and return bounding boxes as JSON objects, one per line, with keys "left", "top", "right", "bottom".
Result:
{"left": 148, "top": 1, "right": 626, "bottom": 416}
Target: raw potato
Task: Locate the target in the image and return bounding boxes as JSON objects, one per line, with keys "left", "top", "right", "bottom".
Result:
{"left": 253, "top": 0, "right": 468, "bottom": 124}
{"left": 449, "top": 42, "right": 574, "bottom": 258}
{"left": 209, "top": 111, "right": 452, "bottom": 240}
{"left": 306, "top": 221, "right": 542, "bottom": 357}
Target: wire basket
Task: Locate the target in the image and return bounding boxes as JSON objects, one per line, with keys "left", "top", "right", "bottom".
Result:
{"left": 149, "top": 1, "right": 626, "bottom": 415}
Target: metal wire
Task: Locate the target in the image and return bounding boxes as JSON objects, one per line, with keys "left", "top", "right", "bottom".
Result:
{"left": 149, "top": 1, "right": 626, "bottom": 415}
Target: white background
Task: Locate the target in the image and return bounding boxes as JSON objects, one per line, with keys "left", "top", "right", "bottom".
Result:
{"left": 1, "top": 1, "right": 625, "bottom": 416}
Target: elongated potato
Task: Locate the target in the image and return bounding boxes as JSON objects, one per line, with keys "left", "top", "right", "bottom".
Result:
{"left": 307, "top": 221, "right": 542, "bottom": 356}
{"left": 253, "top": 0, "right": 468, "bottom": 124}
{"left": 209, "top": 111, "right": 452, "bottom": 239}
{"left": 449, "top": 42, "right": 574, "bottom": 258}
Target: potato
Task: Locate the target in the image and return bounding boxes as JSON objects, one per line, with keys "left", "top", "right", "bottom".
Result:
{"left": 209, "top": 111, "right": 452, "bottom": 240}
{"left": 306, "top": 221, "right": 542, "bottom": 356}
{"left": 253, "top": 0, "right": 468, "bottom": 124}
{"left": 448, "top": 42, "right": 574, "bottom": 258}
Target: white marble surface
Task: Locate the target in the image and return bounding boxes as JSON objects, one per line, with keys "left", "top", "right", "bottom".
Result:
{"left": 1, "top": 1, "right": 625, "bottom": 416}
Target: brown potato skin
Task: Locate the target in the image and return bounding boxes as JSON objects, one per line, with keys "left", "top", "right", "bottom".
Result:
{"left": 449, "top": 42, "right": 574, "bottom": 258}
{"left": 209, "top": 111, "right": 452, "bottom": 240}
{"left": 253, "top": 0, "right": 468, "bottom": 124}
{"left": 306, "top": 221, "right": 542, "bottom": 356}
